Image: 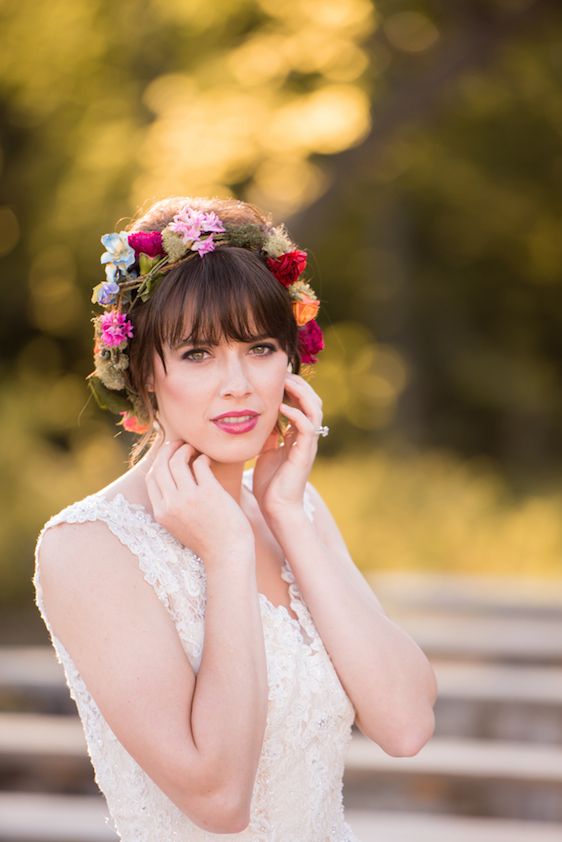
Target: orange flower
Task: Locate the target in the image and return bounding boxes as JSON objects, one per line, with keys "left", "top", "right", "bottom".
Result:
{"left": 119, "top": 411, "right": 150, "bottom": 434}
{"left": 292, "top": 295, "right": 320, "bottom": 326}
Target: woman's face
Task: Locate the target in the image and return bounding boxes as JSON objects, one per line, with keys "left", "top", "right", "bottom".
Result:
{"left": 149, "top": 326, "right": 289, "bottom": 462}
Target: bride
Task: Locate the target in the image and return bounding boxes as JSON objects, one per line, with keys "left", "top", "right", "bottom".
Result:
{"left": 33, "top": 195, "right": 437, "bottom": 840}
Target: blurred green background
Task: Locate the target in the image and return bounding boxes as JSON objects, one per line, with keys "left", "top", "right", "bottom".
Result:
{"left": 1, "top": 0, "right": 562, "bottom": 613}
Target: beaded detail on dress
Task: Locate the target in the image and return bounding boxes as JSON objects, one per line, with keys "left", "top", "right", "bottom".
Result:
{"left": 32, "top": 467, "right": 359, "bottom": 841}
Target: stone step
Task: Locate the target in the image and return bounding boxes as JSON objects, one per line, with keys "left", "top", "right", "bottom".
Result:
{"left": 0, "top": 647, "right": 73, "bottom": 715}
{"left": 344, "top": 734, "right": 562, "bottom": 822}
{"left": 0, "top": 712, "right": 96, "bottom": 794}
{"left": 368, "top": 572, "right": 562, "bottom": 619}
{"left": 396, "top": 614, "right": 562, "bottom": 665}
{"left": 0, "top": 792, "right": 117, "bottom": 841}
{"left": 433, "top": 661, "right": 562, "bottom": 742}
{"left": 2, "top": 713, "right": 562, "bottom": 819}
{"left": 1, "top": 793, "right": 561, "bottom": 842}
{"left": 346, "top": 808, "right": 562, "bottom": 842}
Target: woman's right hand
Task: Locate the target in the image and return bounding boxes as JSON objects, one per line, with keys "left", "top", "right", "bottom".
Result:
{"left": 145, "top": 440, "right": 255, "bottom": 561}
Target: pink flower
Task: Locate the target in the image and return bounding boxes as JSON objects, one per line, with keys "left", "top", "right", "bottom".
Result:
{"left": 192, "top": 235, "right": 216, "bottom": 256}
{"left": 169, "top": 219, "right": 202, "bottom": 241}
{"left": 128, "top": 231, "right": 164, "bottom": 258}
{"left": 100, "top": 311, "right": 134, "bottom": 347}
{"left": 201, "top": 211, "right": 226, "bottom": 233}
{"left": 168, "top": 207, "right": 206, "bottom": 241}
{"left": 298, "top": 318, "right": 324, "bottom": 364}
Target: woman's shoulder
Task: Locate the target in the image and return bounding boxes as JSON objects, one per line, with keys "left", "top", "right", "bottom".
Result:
{"left": 34, "top": 485, "right": 154, "bottom": 568}
{"left": 37, "top": 490, "right": 119, "bottom": 538}
{"left": 35, "top": 497, "right": 110, "bottom": 586}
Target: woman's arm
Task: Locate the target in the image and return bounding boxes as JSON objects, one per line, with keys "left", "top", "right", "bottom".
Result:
{"left": 37, "top": 520, "right": 267, "bottom": 833}
{"left": 266, "top": 482, "right": 438, "bottom": 757}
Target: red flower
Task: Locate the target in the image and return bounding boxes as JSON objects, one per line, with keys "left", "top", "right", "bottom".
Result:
{"left": 128, "top": 231, "right": 164, "bottom": 258}
{"left": 266, "top": 250, "right": 308, "bottom": 287}
{"left": 298, "top": 319, "right": 324, "bottom": 364}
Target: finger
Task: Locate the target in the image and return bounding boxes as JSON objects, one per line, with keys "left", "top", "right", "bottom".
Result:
{"left": 280, "top": 402, "right": 317, "bottom": 435}
{"left": 168, "top": 443, "right": 197, "bottom": 490}
{"left": 148, "top": 440, "right": 183, "bottom": 498}
{"left": 145, "top": 469, "right": 164, "bottom": 512}
{"left": 279, "top": 404, "right": 319, "bottom": 460}
{"left": 190, "top": 452, "right": 213, "bottom": 485}
{"left": 284, "top": 373, "right": 323, "bottom": 405}
{"left": 282, "top": 380, "right": 323, "bottom": 426}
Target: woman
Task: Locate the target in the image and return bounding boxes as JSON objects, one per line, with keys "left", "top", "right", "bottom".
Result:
{"left": 33, "top": 196, "right": 437, "bottom": 841}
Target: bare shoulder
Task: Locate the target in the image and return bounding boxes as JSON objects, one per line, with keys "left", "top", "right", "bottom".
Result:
{"left": 37, "top": 517, "right": 142, "bottom": 611}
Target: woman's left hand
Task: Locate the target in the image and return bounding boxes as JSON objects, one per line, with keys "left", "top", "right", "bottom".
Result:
{"left": 252, "top": 372, "right": 324, "bottom": 518}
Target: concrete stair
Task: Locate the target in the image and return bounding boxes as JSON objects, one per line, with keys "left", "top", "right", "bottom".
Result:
{"left": 2, "top": 571, "right": 562, "bottom": 839}
{"left": 2, "top": 793, "right": 562, "bottom": 842}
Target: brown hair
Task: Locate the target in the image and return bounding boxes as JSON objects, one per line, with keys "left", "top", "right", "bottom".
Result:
{"left": 122, "top": 196, "right": 302, "bottom": 464}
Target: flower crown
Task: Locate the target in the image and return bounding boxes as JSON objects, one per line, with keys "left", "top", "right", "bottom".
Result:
{"left": 87, "top": 204, "right": 324, "bottom": 434}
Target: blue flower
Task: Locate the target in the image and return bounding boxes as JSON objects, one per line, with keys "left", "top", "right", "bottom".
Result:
{"left": 100, "top": 231, "right": 136, "bottom": 277}
{"left": 97, "top": 280, "right": 120, "bottom": 305}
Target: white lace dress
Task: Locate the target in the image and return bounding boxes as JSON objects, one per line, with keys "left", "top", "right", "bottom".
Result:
{"left": 33, "top": 466, "right": 360, "bottom": 842}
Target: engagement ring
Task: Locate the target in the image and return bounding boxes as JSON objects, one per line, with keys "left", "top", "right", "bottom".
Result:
{"left": 314, "top": 425, "right": 330, "bottom": 437}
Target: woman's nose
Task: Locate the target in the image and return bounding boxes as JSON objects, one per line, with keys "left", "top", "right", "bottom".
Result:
{"left": 219, "top": 356, "right": 253, "bottom": 397}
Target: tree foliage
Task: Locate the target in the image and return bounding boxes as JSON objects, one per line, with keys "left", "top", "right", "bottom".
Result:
{"left": 1, "top": 0, "right": 561, "bottom": 606}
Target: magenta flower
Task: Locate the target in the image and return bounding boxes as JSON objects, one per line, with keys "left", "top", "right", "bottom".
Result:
{"left": 192, "top": 235, "right": 216, "bottom": 256}
{"left": 298, "top": 319, "right": 324, "bottom": 364}
{"left": 100, "top": 311, "right": 134, "bottom": 347}
{"left": 128, "top": 231, "right": 164, "bottom": 258}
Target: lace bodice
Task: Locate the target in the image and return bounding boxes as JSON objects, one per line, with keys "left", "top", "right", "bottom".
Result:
{"left": 32, "top": 467, "right": 360, "bottom": 841}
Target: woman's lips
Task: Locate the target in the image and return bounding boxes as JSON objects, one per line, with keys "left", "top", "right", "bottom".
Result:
{"left": 211, "top": 415, "right": 259, "bottom": 435}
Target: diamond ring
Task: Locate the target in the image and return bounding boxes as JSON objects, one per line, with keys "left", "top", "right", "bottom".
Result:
{"left": 313, "top": 425, "right": 330, "bottom": 437}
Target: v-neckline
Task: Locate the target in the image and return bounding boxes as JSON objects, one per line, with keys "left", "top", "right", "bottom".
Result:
{"left": 95, "top": 471, "right": 315, "bottom": 648}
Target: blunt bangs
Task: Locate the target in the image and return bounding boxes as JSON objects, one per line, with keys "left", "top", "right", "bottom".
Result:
{"left": 148, "top": 247, "right": 298, "bottom": 372}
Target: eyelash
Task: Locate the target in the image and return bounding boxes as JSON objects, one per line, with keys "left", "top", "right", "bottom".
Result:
{"left": 181, "top": 342, "right": 278, "bottom": 362}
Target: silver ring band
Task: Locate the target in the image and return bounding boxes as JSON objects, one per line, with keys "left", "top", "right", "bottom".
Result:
{"left": 314, "top": 425, "right": 330, "bottom": 437}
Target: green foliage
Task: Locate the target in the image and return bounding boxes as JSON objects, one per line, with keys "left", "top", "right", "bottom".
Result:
{"left": 1, "top": 0, "right": 562, "bottom": 610}
{"left": 310, "top": 448, "right": 562, "bottom": 578}
{"left": 86, "top": 374, "right": 130, "bottom": 416}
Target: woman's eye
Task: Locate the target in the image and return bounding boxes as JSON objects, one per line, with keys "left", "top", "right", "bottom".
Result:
{"left": 181, "top": 348, "right": 209, "bottom": 361}
{"left": 251, "top": 343, "right": 277, "bottom": 355}
{"left": 181, "top": 343, "right": 277, "bottom": 361}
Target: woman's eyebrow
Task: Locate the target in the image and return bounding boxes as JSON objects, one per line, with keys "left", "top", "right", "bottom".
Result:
{"left": 174, "top": 337, "right": 216, "bottom": 349}
{"left": 175, "top": 333, "right": 274, "bottom": 349}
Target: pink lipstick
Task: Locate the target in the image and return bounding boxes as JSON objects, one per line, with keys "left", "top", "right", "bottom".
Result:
{"left": 211, "top": 412, "right": 259, "bottom": 435}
